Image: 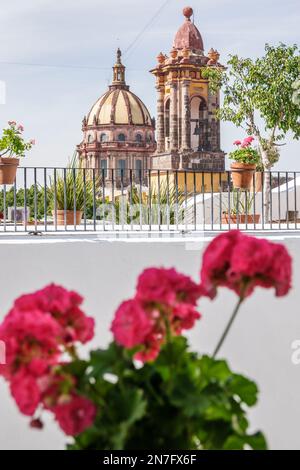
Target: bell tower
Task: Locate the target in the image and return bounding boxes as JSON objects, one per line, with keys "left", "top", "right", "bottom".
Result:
{"left": 150, "top": 6, "right": 225, "bottom": 172}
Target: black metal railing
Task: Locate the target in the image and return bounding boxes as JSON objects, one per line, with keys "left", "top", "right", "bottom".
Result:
{"left": 0, "top": 167, "right": 299, "bottom": 233}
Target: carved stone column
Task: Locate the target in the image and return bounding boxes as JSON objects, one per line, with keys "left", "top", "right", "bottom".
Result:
{"left": 170, "top": 82, "right": 178, "bottom": 151}
{"left": 156, "top": 86, "right": 165, "bottom": 154}
{"left": 181, "top": 80, "right": 191, "bottom": 150}
{"left": 207, "top": 91, "right": 221, "bottom": 152}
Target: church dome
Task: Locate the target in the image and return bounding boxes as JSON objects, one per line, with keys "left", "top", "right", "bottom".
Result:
{"left": 86, "top": 49, "right": 152, "bottom": 128}
{"left": 87, "top": 88, "right": 152, "bottom": 127}
{"left": 173, "top": 7, "right": 204, "bottom": 53}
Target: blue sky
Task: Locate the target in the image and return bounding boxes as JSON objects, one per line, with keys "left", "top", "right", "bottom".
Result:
{"left": 0, "top": 0, "right": 299, "bottom": 169}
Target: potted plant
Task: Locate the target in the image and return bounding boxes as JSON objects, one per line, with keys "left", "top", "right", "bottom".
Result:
{"left": 49, "top": 156, "right": 94, "bottom": 226}
{"left": 222, "top": 189, "right": 261, "bottom": 224}
{"left": 251, "top": 162, "right": 264, "bottom": 192}
{"left": 0, "top": 121, "right": 35, "bottom": 185}
{"left": 0, "top": 232, "right": 292, "bottom": 449}
{"left": 229, "top": 137, "right": 260, "bottom": 190}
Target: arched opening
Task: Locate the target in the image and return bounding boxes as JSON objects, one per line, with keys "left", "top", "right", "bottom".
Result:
{"left": 100, "top": 159, "right": 108, "bottom": 177}
{"left": 135, "top": 159, "right": 142, "bottom": 179}
{"left": 135, "top": 134, "right": 143, "bottom": 143}
{"left": 191, "top": 96, "right": 209, "bottom": 151}
{"left": 100, "top": 133, "right": 108, "bottom": 142}
{"left": 165, "top": 99, "right": 170, "bottom": 150}
{"left": 87, "top": 134, "right": 93, "bottom": 143}
{"left": 117, "top": 133, "right": 126, "bottom": 142}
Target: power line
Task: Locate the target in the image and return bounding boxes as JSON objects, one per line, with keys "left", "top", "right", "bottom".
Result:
{"left": 123, "top": 0, "right": 171, "bottom": 58}
{"left": 0, "top": 61, "right": 110, "bottom": 71}
{"left": 0, "top": 61, "right": 147, "bottom": 72}
{"left": 0, "top": 0, "right": 171, "bottom": 72}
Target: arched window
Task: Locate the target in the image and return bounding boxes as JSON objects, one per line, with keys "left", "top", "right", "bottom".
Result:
{"left": 165, "top": 99, "right": 170, "bottom": 141}
{"left": 87, "top": 134, "right": 93, "bottom": 143}
{"left": 135, "top": 159, "right": 142, "bottom": 176}
{"left": 117, "top": 133, "right": 126, "bottom": 142}
{"left": 135, "top": 134, "right": 143, "bottom": 143}
{"left": 100, "top": 159, "right": 107, "bottom": 177}
{"left": 147, "top": 133, "right": 153, "bottom": 143}
{"left": 117, "top": 159, "right": 126, "bottom": 177}
{"left": 100, "top": 133, "right": 108, "bottom": 142}
{"left": 191, "top": 96, "right": 209, "bottom": 151}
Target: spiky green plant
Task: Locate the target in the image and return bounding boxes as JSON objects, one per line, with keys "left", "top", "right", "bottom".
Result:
{"left": 111, "top": 181, "right": 188, "bottom": 225}
{"left": 222, "top": 189, "right": 255, "bottom": 216}
{"left": 49, "top": 156, "right": 94, "bottom": 212}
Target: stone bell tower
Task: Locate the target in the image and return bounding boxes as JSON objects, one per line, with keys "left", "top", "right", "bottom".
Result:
{"left": 151, "top": 6, "right": 225, "bottom": 172}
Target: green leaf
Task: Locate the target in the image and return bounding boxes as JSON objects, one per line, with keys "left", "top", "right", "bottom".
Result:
{"left": 223, "top": 431, "right": 267, "bottom": 450}
{"left": 89, "top": 342, "right": 126, "bottom": 378}
{"left": 200, "top": 356, "right": 232, "bottom": 383}
{"left": 110, "top": 388, "right": 147, "bottom": 450}
{"left": 63, "top": 360, "right": 88, "bottom": 377}
{"left": 227, "top": 374, "right": 258, "bottom": 406}
{"left": 170, "top": 377, "right": 211, "bottom": 417}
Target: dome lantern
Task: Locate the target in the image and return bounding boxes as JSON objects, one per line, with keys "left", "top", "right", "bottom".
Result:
{"left": 111, "top": 48, "right": 127, "bottom": 89}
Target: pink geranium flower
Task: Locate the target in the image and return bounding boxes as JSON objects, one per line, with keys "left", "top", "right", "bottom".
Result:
{"left": 233, "top": 140, "right": 241, "bottom": 146}
{"left": 10, "top": 370, "right": 41, "bottom": 416}
{"left": 200, "top": 231, "right": 292, "bottom": 299}
{"left": 172, "top": 303, "right": 201, "bottom": 334}
{"left": 53, "top": 395, "right": 96, "bottom": 436}
{"left": 0, "top": 308, "right": 61, "bottom": 379}
{"left": 240, "top": 141, "right": 251, "bottom": 148}
{"left": 111, "top": 268, "right": 203, "bottom": 362}
{"left": 17, "top": 124, "right": 24, "bottom": 132}
{"left": 136, "top": 267, "right": 202, "bottom": 306}
{"left": 14, "top": 284, "right": 95, "bottom": 345}
{"left": 244, "top": 136, "right": 255, "bottom": 143}
{"left": 111, "top": 299, "right": 153, "bottom": 348}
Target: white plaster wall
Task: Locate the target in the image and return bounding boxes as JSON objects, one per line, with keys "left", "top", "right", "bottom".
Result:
{"left": 0, "top": 234, "right": 299, "bottom": 450}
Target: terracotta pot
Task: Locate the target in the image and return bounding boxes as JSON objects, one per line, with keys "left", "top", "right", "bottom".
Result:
{"left": 222, "top": 214, "right": 261, "bottom": 224}
{"left": 52, "top": 210, "right": 82, "bottom": 226}
{"left": 230, "top": 162, "right": 256, "bottom": 190}
{"left": 0, "top": 157, "right": 19, "bottom": 185}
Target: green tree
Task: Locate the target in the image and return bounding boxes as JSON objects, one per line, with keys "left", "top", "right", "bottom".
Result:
{"left": 293, "top": 78, "right": 300, "bottom": 106}
{"left": 203, "top": 43, "right": 300, "bottom": 220}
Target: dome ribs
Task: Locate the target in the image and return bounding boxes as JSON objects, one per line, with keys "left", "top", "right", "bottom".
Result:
{"left": 110, "top": 89, "right": 120, "bottom": 124}
{"left": 122, "top": 90, "right": 133, "bottom": 125}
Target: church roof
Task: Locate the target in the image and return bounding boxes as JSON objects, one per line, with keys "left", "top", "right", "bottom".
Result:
{"left": 86, "top": 50, "right": 152, "bottom": 127}
{"left": 87, "top": 88, "right": 152, "bottom": 126}
{"left": 173, "top": 7, "right": 204, "bottom": 53}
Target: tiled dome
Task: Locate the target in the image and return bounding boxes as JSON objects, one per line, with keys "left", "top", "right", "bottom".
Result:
{"left": 173, "top": 7, "right": 204, "bottom": 53}
{"left": 87, "top": 89, "right": 152, "bottom": 127}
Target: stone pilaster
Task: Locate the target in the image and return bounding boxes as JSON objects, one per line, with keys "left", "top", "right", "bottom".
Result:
{"left": 156, "top": 86, "right": 165, "bottom": 153}
{"left": 207, "top": 91, "right": 221, "bottom": 152}
{"left": 170, "top": 82, "right": 178, "bottom": 151}
{"left": 181, "top": 80, "right": 191, "bottom": 150}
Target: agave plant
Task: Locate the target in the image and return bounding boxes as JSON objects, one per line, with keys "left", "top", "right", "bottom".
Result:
{"left": 49, "top": 155, "right": 95, "bottom": 212}
{"left": 111, "top": 180, "right": 188, "bottom": 226}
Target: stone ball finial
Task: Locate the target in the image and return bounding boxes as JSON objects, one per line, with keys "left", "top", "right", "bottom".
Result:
{"left": 183, "top": 6, "right": 193, "bottom": 20}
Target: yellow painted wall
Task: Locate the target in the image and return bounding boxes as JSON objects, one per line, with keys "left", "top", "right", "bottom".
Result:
{"left": 150, "top": 171, "right": 228, "bottom": 194}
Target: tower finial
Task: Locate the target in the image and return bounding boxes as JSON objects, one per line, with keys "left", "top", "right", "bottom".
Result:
{"left": 116, "top": 47, "right": 122, "bottom": 64}
{"left": 183, "top": 6, "right": 193, "bottom": 20}
{"left": 112, "top": 48, "right": 126, "bottom": 87}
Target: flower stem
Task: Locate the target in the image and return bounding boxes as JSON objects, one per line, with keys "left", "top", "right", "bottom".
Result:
{"left": 213, "top": 297, "right": 244, "bottom": 358}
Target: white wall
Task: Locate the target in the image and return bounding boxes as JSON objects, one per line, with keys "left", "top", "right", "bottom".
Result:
{"left": 0, "top": 234, "right": 299, "bottom": 450}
